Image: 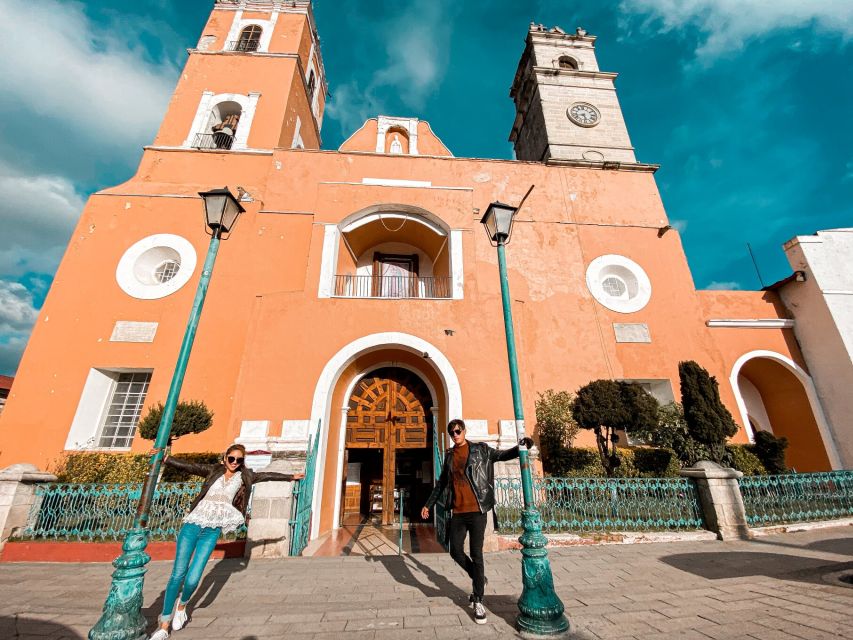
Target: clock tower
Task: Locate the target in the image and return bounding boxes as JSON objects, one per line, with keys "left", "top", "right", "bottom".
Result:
{"left": 509, "top": 24, "right": 637, "bottom": 165}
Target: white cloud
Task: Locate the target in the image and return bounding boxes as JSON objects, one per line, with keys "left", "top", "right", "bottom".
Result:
{"left": 620, "top": 0, "right": 853, "bottom": 58}
{"left": 0, "top": 160, "right": 85, "bottom": 276}
{"left": 0, "top": 282, "right": 39, "bottom": 334}
{"left": 704, "top": 280, "right": 742, "bottom": 290}
{"left": 326, "top": 0, "right": 454, "bottom": 138}
{"left": 671, "top": 219, "right": 688, "bottom": 233}
{"left": 0, "top": 0, "right": 178, "bottom": 148}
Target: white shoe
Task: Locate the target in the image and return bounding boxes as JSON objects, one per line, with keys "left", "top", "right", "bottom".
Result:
{"left": 473, "top": 601, "right": 487, "bottom": 624}
{"left": 149, "top": 629, "right": 169, "bottom": 640}
{"left": 172, "top": 607, "right": 188, "bottom": 631}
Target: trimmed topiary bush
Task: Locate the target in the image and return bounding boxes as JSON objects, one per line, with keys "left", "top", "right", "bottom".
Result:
{"left": 54, "top": 452, "right": 221, "bottom": 483}
{"left": 633, "top": 447, "right": 681, "bottom": 477}
{"left": 138, "top": 400, "right": 214, "bottom": 445}
{"left": 751, "top": 430, "right": 788, "bottom": 474}
{"left": 572, "top": 380, "right": 659, "bottom": 476}
{"left": 679, "top": 361, "right": 738, "bottom": 464}
{"left": 726, "top": 445, "right": 767, "bottom": 476}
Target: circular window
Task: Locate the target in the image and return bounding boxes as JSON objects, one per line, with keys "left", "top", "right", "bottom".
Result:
{"left": 585, "top": 255, "right": 651, "bottom": 313}
{"left": 116, "top": 234, "right": 197, "bottom": 300}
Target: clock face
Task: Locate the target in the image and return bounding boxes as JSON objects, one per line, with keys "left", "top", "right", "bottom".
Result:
{"left": 568, "top": 103, "right": 600, "bottom": 127}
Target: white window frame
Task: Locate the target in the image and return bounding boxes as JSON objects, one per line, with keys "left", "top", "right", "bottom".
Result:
{"left": 224, "top": 9, "right": 278, "bottom": 53}
{"left": 66, "top": 368, "right": 154, "bottom": 451}
{"left": 183, "top": 92, "right": 261, "bottom": 151}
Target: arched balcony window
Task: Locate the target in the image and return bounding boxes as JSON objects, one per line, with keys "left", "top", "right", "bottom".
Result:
{"left": 333, "top": 210, "right": 452, "bottom": 299}
{"left": 192, "top": 100, "right": 242, "bottom": 150}
{"left": 558, "top": 56, "right": 579, "bottom": 70}
{"left": 231, "top": 25, "right": 262, "bottom": 52}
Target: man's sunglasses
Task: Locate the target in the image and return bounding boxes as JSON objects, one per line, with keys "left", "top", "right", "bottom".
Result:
{"left": 226, "top": 456, "right": 244, "bottom": 465}
{"left": 449, "top": 428, "right": 464, "bottom": 436}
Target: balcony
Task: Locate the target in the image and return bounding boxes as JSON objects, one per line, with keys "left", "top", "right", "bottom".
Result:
{"left": 334, "top": 275, "right": 452, "bottom": 299}
{"left": 228, "top": 39, "right": 260, "bottom": 52}
{"left": 192, "top": 132, "right": 234, "bottom": 151}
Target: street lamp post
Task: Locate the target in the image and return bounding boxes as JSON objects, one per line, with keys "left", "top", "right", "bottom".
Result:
{"left": 89, "top": 188, "right": 245, "bottom": 640}
{"left": 481, "top": 201, "right": 570, "bottom": 637}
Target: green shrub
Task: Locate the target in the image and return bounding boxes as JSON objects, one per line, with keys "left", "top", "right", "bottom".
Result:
{"left": 544, "top": 447, "right": 642, "bottom": 478}
{"left": 138, "top": 400, "right": 214, "bottom": 444}
{"left": 54, "top": 452, "right": 220, "bottom": 483}
{"left": 633, "top": 447, "right": 681, "bottom": 477}
{"left": 679, "top": 361, "right": 738, "bottom": 463}
{"left": 752, "top": 431, "right": 788, "bottom": 474}
{"left": 726, "top": 445, "right": 767, "bottom": 476}
{"left": 535, "top": 389, "right": 579, "bottom": 475}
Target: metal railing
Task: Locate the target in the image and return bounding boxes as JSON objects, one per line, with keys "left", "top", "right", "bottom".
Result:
{"left": 494, "top": 476, "right": 705, "bottom": 533}
{"left": 227, "top": 39, "right": 260, "bottom": 52}
{"left": 13, "top": 482, "right": 244, "bottom": 541}
{"left": 334, "top": 275, "right": 452, "bottom": 299}
{"left": 739, "top": 471, "right": 853, "bottom": 527}
{"left": 192, "top": 132, "right": 234, "bottom": 151}
{"left": 289, "top": 423, "right": 321, "bottom": 556}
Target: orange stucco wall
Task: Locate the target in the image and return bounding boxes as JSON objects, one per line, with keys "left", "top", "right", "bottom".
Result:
{"left": 0, "top": 3, "right": 836, "bottom": 543}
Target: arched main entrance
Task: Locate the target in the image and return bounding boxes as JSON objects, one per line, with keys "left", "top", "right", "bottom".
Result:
{"left": 731, "top": 351, "right": 841, "bottom": 471}
{"left": 344, "top": 367, "right": 434, "bottom": 526}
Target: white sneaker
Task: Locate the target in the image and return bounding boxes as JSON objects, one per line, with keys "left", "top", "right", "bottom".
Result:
{"left": 473, "top": 601, "right": 487, "bottom": 624}
{"left": 172, "top": 607, "right": 188, "bottom": 631}
{"left": 149, "top": 629, "right": 169, "bottom": 640}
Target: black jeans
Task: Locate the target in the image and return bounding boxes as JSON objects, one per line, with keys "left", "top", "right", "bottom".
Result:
{"left": 448, "top": 511, "right": 487, "bottom": 599}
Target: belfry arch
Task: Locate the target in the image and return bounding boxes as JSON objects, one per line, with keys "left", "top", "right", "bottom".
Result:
{"left": 308, "top": 333, "right": 462, "bottom": 539}
{"left": 730, "top": 350, "right": 841, "bottom": 471}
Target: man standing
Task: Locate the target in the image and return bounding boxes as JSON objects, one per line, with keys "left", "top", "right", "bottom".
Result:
{"left": 422, "top": 418, "right": 533, "bottom": 624}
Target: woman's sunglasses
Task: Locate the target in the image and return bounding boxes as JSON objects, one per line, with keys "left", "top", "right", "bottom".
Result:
{"left": 226, "top": 456, "right": 244, "bottom": 465}
{"left": 449, "top": 428, "right": 464, "bottom": 436}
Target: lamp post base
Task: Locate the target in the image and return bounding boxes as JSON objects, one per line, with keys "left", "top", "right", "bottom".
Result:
{"left": 89, "top": 527, "right": 151, "bottom": 640}
{"left": 516, "top": 508, "right": 571, "bottom": 637}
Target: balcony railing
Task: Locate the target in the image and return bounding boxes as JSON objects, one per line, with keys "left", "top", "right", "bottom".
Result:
{"left": 334, "top": 275, "right": 452, "bottom": 299}
{"left": 227, "top": 39, "right": 260, "bottom": 52}
{"left": 192, "top": 132, "right": 234, "bottom": 151}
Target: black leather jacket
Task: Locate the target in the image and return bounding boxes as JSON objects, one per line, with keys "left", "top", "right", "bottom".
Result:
{"left": 165, "top": 458, "right": 296, "bottom": 518}
{"left": 425, "top": 441, "right": 520, "bottom": 514}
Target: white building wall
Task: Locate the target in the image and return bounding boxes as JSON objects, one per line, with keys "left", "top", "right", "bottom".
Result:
{"left": 780, "top": 229, "right": 853, "bottom": 467}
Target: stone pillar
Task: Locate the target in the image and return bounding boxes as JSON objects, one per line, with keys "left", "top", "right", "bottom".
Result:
{"left": 244, "top": 453, "right": 306, "bottom": 558}
{"left": 0, "top": 464, "right": 58, "bottom": 550}
{"left": 680, "top": 461, "right": 751, "bottom": 540}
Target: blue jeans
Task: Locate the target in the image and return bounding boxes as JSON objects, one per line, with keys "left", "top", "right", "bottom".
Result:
{"left": 160, "top": 523, "right": 221, "bottom": 622}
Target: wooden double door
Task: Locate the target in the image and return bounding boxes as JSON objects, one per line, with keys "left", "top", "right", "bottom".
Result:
{"left": 345, "top": 368, "right": 432, "bottom": 525}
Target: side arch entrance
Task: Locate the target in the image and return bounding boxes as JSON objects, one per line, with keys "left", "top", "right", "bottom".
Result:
{"left": 731, "top": 350, "right": 841, "bottom": 471}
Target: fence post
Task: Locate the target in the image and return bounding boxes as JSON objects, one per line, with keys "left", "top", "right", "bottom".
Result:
{"left": 680, "top": 461, "right": 751, "bottom": 540}
{"left": 0, "top": 464, "right": 57, "bottom": 551}
{"left": 245, "top": 453, "right": 306, "bottom": 558}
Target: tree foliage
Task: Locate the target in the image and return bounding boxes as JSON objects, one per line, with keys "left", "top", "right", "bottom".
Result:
{"left": 752, "top": 430, "right": 789, "bottom": 474}
{"left": 631, "top": 402, "right": 711, "bottom": 467}
{"left": 535, "top": 389, "right": 579, "bottom": 474}
{"left": 138, "top": 400, "right": 214, "bottom": 444}
{"left": 678, "top": 361, "right": 738, "bottom": 463}
{"left": 572, "top": 380, "right": 659, "bottom": 476}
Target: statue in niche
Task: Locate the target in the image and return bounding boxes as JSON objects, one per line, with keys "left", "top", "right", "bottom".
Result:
{"left": 389, "top": 133, "right": 403, "bottom": 154}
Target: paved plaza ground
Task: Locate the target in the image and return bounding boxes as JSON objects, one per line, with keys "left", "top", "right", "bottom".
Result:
{"left": 1, "top": 525, "right": 852, "bottom": 639}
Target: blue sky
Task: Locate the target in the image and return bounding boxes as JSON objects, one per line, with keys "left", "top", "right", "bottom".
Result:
{"left": 0, "top": 0, "right": 851, "bottom": 375}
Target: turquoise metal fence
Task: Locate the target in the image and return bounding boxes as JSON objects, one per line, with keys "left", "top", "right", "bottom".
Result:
{"left": 14, "top": 481, "right": 247, "bottom": 541}
{"left": 494, "top": 476, "right": 705, "bottom": 533}
{"left": 739, "top": 471, "right": 853, "bottom": 527}
{"left": 432, "top": 416, "right": 448, "bottom": 548}
{"left": 289, "top": 424, "right": 321, "bottom": 556}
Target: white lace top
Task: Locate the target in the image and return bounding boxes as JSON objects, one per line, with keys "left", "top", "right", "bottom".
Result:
{"left": 183, "top": 472, "right": 245, "bottom": 534}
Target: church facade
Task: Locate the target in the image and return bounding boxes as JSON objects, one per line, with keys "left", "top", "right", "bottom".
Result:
{"left": 0, "top": 1, "right": 842, "bottom": 541}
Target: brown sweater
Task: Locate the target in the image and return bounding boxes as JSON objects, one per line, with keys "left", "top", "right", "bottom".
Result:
{"left": 451, "top": 441, "right": 480, "bottom": 513}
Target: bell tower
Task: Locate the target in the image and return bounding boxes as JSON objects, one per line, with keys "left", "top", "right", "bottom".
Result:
{"left": 152, "top": 0, "right": 326, "bottom": 152}
{"left": 509, "top": 25, "right": 636, "bottom": 165}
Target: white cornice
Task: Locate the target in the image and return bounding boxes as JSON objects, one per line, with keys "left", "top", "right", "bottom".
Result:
{"left": 706, "top": 319, "right": 795, "bottom": 329}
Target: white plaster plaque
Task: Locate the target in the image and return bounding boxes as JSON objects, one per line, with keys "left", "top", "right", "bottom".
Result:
{"left": 240, "top": 420, "right": 270, "bottom": 439}
{"left": 613, "top": 323, "right": 651, "bottom": 343}
{"left": 281, "top": 420, "right": 310, "bottom": 441}
{"left": 110, "top": 321, "right": 158, "bottom": 343}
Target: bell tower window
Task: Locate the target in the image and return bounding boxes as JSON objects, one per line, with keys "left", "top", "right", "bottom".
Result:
{"left": 192, "top": 100, "right": 242, "bottom": 150}
{"left": 307, "top": 70, "right": 316, "bottom": 105}
{"left": 233, "top": 25, "right": 262, "bottom": 52}
{"left": 558, "top": 56, "right": 578, "bottom": 70}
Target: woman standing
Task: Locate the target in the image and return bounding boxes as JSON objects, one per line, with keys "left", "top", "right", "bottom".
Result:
{"left": 148, "top": 444, "right": 301, "bottom": 639}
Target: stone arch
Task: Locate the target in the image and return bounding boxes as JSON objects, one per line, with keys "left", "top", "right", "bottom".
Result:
{"left": 730, "top": 350, "right": 841, "bottom": 471}
{"left": 308, "top": 333, "right": 462, "bottom": 538}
